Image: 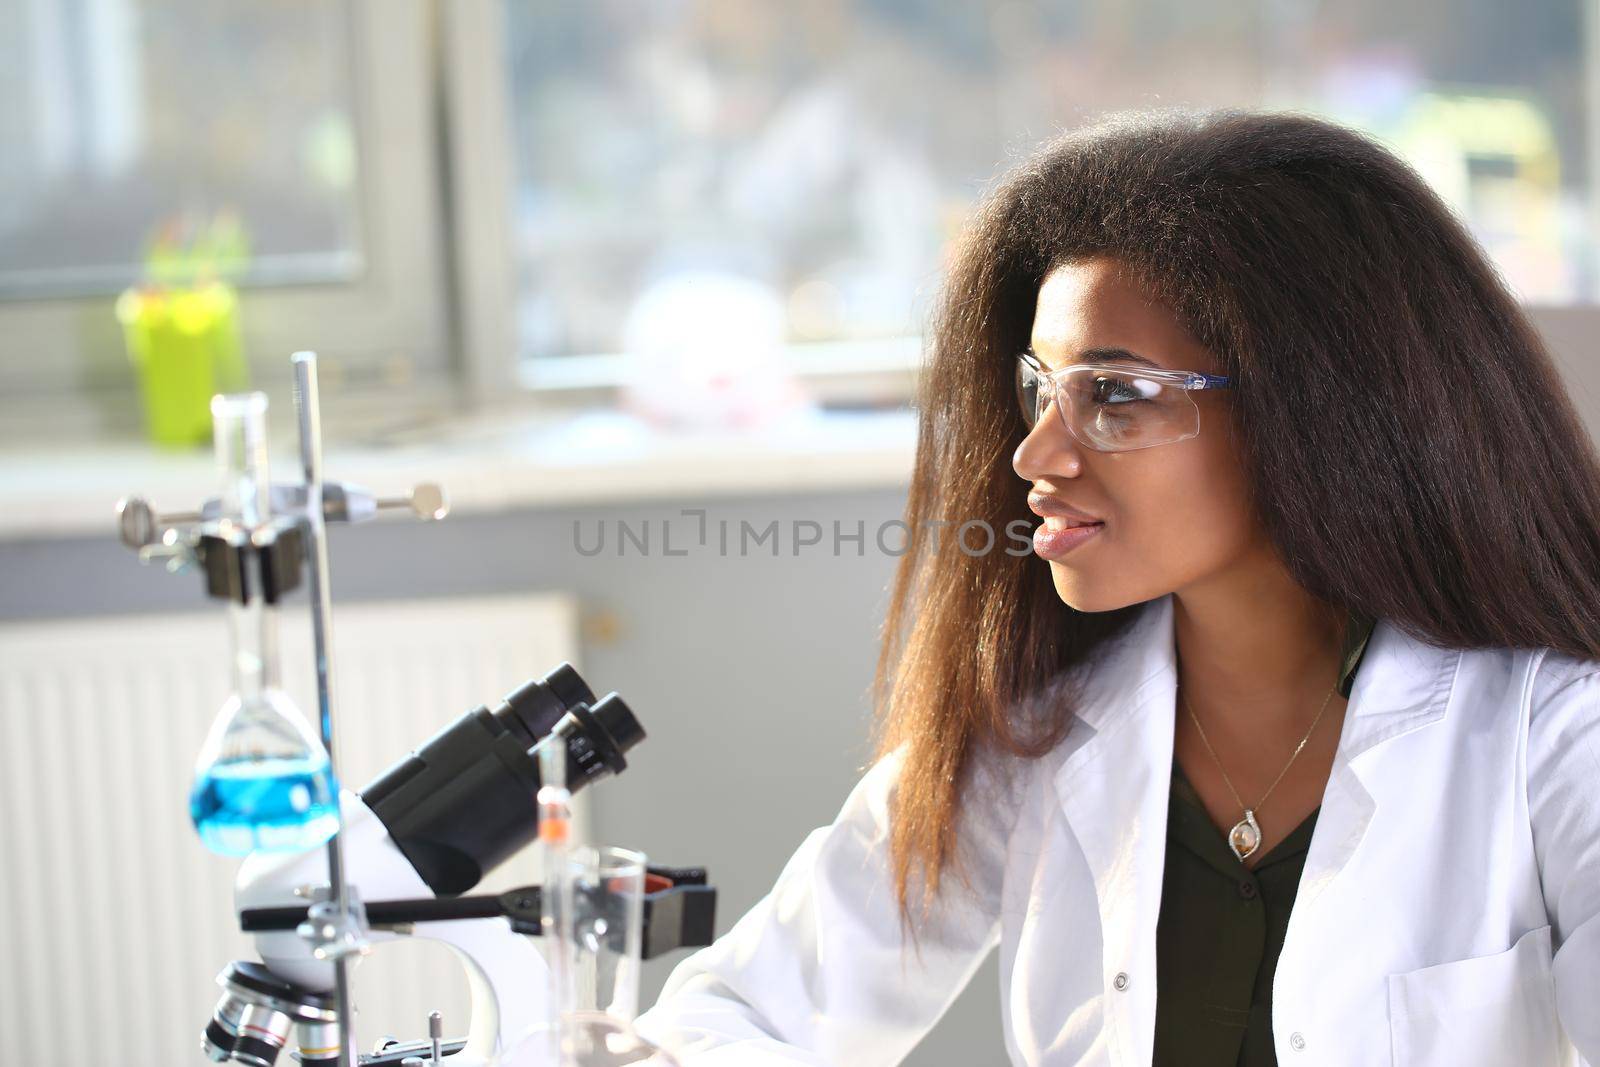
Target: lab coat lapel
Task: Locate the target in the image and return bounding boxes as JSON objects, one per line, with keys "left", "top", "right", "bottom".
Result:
{"left": 1050, "top": 593, "right": 1179, "bottom": 1067}
{"left": 1045, "top": 596, "right": 1461, "bottom": 1066}
{"left": 1269, "top": 616, "right": 1460, "bottom": 1058}
{"left": 1290, "top": 616, "right": 1460, "bottom": 910}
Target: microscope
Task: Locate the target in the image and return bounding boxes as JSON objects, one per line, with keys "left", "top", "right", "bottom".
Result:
{"left": 118, "top": 353, "right": 715, "bottom": 1066}
{"left": 208, "top": 665, "right": 714, "bottom": 1067}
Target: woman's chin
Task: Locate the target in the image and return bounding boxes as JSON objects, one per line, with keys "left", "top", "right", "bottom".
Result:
{"left": 1049, "top": 570, "right": 1101, "bottom": 612}
{"left": 1048, "top": 569, "right": 1146, "bottom": 614}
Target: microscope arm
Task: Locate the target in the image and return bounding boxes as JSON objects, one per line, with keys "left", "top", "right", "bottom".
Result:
{"left": 235, "top": 792, "right": 553, "bottom": 1062}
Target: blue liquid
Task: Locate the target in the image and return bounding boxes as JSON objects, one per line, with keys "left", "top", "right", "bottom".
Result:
{"left": 189, "top": 755, "right": 341, "bottom": 856}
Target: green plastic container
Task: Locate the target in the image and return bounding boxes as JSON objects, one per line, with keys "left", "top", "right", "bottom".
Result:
{"left": 117, "top": 282, "right": 249, "bottom": 448}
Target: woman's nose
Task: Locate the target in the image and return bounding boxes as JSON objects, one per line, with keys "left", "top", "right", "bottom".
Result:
{"left": 1013, "top": 403, "right": 1087, "bottom": 482}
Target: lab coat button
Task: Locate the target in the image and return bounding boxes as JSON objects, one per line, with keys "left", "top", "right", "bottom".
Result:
{"left": 1112, "top": 971, "right": 1129, "bottom": 991}
{"left": 1290, "top": 1032, "right": 1306, "bottom": 1050}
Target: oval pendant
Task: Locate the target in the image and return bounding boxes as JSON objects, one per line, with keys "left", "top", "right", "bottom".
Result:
{"left": 1228, "top": 809, "right": 1261, "bottom": 861}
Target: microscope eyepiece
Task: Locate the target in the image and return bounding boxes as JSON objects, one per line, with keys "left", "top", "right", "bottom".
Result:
{"left": 491, "top": 663, "right": 599, "bottom": 746}
{"left": 592, "top": 692, "right": 644, "bottom": 755}
{"left": 543, "top": 662, "right": 599, "bottom": 720}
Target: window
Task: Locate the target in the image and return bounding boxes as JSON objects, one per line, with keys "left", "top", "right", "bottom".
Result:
{"left": 0, "top": 0, "right": 450, "bottom": 437}
{"left": 0, "top": 1, "right": 362, "bottom": 298}
{"left": 490, "top": 0, "right": 1598, "bottom": 396}
{"left": 4, "top": 1, "right": 1597, "bottom": 438}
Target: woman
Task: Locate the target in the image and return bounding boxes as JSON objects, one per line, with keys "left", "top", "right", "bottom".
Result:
{"left": 632, "top": 108, "right": 1600, "bottom": 1065}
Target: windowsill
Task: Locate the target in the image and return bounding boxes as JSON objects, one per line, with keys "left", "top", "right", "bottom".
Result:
{"left": 0, "top": 405, "right": 920, "bottom": 540}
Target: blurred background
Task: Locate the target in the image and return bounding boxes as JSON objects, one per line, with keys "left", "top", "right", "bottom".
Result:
{"left": 3, "top": 1, "right": 1600, "bottom": 1064}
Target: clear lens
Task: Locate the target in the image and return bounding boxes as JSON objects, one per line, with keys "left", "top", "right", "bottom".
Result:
{"left": 1015, "top": 355, "right": 1041, "bottom": 429}
{"left": 1061, "top": 367, "right": 1199, "bottom": 451}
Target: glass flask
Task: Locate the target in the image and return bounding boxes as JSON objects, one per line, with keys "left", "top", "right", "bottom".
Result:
{"left": 188, "top": 392, "right": 340, "bottom": 857}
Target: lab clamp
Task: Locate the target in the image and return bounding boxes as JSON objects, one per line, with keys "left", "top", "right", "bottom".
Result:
{"left": 116, "top": 352, "right": 715, "bottom": 1066}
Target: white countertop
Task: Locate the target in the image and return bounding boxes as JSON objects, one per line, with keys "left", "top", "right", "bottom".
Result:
{"left": 0, "top": 406, "right": 920, "bottom": 540}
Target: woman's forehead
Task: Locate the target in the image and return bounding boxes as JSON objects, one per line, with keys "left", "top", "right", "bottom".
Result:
{"left": 1031, "top": 261, "right": 1205, "bottom": 374}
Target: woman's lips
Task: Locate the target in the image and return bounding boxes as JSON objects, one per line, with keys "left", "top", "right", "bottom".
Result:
{"left": 1032, "top": 517, "right": 1104, "bottom": 560}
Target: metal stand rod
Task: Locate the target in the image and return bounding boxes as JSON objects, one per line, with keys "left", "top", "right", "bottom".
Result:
{"left": 292, "top": 351, "right": 359, "bottom": 1067}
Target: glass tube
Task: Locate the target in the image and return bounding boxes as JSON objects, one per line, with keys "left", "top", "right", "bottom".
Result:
{"left": 211, "top": 392, "right": 271, "bottom": 529}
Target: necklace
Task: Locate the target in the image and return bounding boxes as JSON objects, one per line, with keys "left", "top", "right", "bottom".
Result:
{"left": 1179, "top": 681, "right": 1336, "bottom": 862}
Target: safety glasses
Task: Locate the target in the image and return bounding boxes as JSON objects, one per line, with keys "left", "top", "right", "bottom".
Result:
{"left": 1015, "top": 350, "right": 1233, "bottom": 452}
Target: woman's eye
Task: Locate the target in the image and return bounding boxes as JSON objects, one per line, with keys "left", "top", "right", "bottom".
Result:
{"left": 1090, "top": 376, "right": 1146, "bottom": 404}
{"left": 1016, "top": 362, "right": 1041, "bottom": 408}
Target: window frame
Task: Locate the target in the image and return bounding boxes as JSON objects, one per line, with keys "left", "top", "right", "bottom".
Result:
{"left": 0, "top": 0, "right": 457, "bottom": 436}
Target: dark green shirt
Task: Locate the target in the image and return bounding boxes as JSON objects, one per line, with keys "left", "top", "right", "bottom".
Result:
{"left": 1152, "top": 611, "right": 1376, "bottom": 1066}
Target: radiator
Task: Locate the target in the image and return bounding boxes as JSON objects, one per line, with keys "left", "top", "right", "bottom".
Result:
{"left": 0, "top": 592, "right": 581, "bottom": 1067}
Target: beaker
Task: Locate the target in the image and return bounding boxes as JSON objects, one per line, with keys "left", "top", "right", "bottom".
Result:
{"left": 503, "top": 844, "right": 680, "bottom": 1066}
{"left": 187, "top": 393, "right": 339, "bottom": 856}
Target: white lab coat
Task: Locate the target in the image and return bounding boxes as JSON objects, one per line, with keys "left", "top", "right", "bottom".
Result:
{"left": 633, "top": 592, "right": 1600, "bottom": 1066}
